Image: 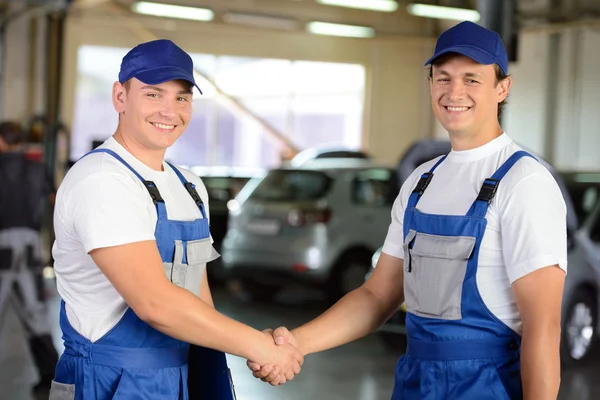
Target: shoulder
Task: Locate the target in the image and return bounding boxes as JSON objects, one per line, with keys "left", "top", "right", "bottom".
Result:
{"left": 499, "top": 144, "right": 561, "bottom": 195}
{"left": 58, "top": 154, "right": 147, "bottom": 204}
{"left": 494, "top": 144, "right": 566, "bottom": 214}
{"left": 64, "top": 151, "right": 143, "bottom": 187}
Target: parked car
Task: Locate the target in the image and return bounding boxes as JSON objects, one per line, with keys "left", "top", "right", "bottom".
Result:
{"left": 221, "top": 158, "right": 399, "bottom": 302}
{"left": 188, "top": 166, "right": 264, "bottom": 283}
{"left": 366, "top": 164, "right": 600, "bottom": 365}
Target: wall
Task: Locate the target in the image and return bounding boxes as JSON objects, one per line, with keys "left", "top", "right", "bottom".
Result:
{"left": 1, "top": 1, "right": 49, "bottom": 122}
{"left": 58, "top": 10, "right": 435, "bottom": 165}
{"left": 504, "top": 23, "right": 600, "bottom": 171}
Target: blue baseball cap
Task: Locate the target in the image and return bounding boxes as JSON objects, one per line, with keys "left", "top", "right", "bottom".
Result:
{"left": 424, "top": 21, "right": 508, "bottom": 75}
{"left": 118, "top": 39, "right": 202, "bottom": 94}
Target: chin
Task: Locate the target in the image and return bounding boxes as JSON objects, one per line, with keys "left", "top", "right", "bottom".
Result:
{"left": 146, "top": 131, "right": 182, "bottom": 149}
{"left": 440, "top": 118, "right": 473, "bottom": 134}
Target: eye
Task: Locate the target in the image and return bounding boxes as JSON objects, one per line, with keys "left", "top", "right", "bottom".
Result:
{"left": 177, "top": 96, "right": 189, "bottom": 102}
{"left": 437, "top": 78, "right": 449, "bottom": 82}
{"left": 146, "top": 93, "right": 159, "bottom": 98}
{"left": 466, "top": 79, "right": 479, "bottom": 84}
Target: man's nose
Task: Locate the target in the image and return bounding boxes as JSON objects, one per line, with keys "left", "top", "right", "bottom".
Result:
{"left": 446, "top": 81, "right": 465, "bottom": 100}
{"left": 159, "top": 98, "right": 177, "bottom": 117}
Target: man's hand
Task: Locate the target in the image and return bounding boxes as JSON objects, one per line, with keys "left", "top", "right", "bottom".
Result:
{"left": 247, "top": 327, "right": 300, "bottom": 385}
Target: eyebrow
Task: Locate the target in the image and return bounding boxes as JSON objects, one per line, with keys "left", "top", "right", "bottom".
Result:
{"left": 434, "top": 70, "right": 483, "bottom": 79}
{"left": 140, "top": 85, "right": 193, "bottom": 95}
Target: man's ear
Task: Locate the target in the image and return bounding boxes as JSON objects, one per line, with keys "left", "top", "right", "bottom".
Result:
{"left": 497, "top": 76, "right": 512, "bottom": 103}
{"left": 112, "top": 81, "right": 127, "bottom": 113}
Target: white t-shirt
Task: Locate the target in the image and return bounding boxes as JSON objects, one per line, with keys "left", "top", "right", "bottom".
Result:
{"left": 382, "top": 133, "right": 568, "bottom": 334}
{"left": 52, "top": 136, "right": 213, "bottom": 342}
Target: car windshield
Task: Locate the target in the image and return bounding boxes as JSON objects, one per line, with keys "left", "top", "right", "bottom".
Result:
{"left": 249, "top": 170, "right": 332, "bottom": 202}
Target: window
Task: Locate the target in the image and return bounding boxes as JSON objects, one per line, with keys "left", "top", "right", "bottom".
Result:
{"left": 249, "top": 170, "right": 332, "bottom": 202}
{"left": 71, "top": 46, "right": 366, "bottom": 169}
{"left": 352, "top": 169, "right": 399, "bottom": 207}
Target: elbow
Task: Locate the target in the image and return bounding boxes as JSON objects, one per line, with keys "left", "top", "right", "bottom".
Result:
{"left": 522, "top": 319, "right": 562, "bottom": 344}
{"left": 128, "top": 291, "right": 169, "bottom": 327}
{"left": 134, "top": 303, "right": 158, "bottom": 325}
{"left": 360, "top": 286, "right": 397, "bottom": 327}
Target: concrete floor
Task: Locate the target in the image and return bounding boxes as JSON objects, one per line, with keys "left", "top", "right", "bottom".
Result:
{"left": 2, "top": 282, "right": 600, "bottom": 400}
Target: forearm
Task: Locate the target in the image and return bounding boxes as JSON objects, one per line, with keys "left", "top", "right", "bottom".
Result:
{"left": 293, "top": 286, "right": 400, "bottom": 356}
{"left": 520, "top": 325, "right": 561, "bottom": 400}
{"left": 143, "top": 283, "right": 270, "bottom": 362}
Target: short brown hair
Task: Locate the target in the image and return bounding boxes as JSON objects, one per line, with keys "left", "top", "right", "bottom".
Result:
{"left": 428, "top": 53, "right": 510, "bottom": 119}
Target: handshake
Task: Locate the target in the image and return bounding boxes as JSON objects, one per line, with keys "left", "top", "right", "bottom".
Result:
{"left": 246, "top": 327, "right": 303, "bottom": 386}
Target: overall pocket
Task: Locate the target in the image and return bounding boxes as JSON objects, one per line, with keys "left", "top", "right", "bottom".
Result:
{"left": 49, "top": 381, "right": 75, "bottom": 400}
{"left": 403, "top": 230, "right": 475, "bottom": 320}
{"left": 164, "top": 238, "right": 220, "bottom": 297}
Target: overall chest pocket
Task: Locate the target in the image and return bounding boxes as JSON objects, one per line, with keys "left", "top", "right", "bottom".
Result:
{"left": 403, "top": 230, "right": 475, "bottom": 320}
{"left": 164, "top": 238, "right": 220, "bottom": 297}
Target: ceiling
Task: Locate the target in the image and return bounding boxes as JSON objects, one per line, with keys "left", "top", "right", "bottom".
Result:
{"left": 3, "top": 0, "right": 600, "bottom": 37}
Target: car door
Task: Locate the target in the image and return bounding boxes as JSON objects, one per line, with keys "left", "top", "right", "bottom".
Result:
{"left": 349, "top": 168, "right": 400, "bottom": 250}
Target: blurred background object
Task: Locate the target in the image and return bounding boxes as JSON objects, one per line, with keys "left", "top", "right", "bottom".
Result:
{"left": 1, "top": 0, "right": 600, "bottom": 398}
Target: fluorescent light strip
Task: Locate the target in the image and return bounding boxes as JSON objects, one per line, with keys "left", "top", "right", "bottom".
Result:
{"left": 407, "top": 3, "right": 480, "bottom": 22}
{"left": 131, "top": 1, "right": 214, "bottom": 22}
{"left": 223, "top": 12, "right": 299, "bottom": 30}
{"left": 317, "top": 0, "right": 398, "bottom": 12}
{"left": 307, "top": 21, "right": 375, "bottom": 38}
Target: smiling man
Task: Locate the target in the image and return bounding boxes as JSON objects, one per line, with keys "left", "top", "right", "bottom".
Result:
{"left": 50, "top": 39, "right": 304, "bottom": 400}
{"left": 251, "top": 21, "right": 567, "bottom": 399}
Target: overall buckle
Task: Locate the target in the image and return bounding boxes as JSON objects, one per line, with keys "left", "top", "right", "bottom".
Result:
{"left": 184, "top": 182, "right": 204, "bottom": 207}
{"left": 477, "top": 178, "right": 500, "bottom": 204}
{"left": 412, "top": 173, "right": 433, "bottom": 196}
{"left": 143, "top": 181, "right": 164, "bottom": 204}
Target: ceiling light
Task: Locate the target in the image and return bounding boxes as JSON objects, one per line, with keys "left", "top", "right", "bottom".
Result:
{"left": 407, "top": 3, "right": 480, "bottom": 22}
{"left": 131, "top": 2, "right": 214, "bottom": 22}
{"left": 223, "top": 12, "right": 299, "bottom": 30}
{"left": 307, "top": 21, "right": 375, "bottom": 38}
{"left": 317, "top": 0, "right": 398, "bottom": 12}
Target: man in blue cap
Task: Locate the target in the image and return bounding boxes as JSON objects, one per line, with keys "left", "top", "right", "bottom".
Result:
{"left": 251, "top": 21, "right": 566, "bottom": 399}
{"left": 49, "top": 39, "right": 303, "bottom": 399}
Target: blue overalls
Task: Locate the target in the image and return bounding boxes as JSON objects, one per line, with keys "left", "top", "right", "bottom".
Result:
{"left": 392, "top": 151, "right": 533, "bottom": 400}
{"left": 51, "top": 149, "right": 236, "bottom": 400}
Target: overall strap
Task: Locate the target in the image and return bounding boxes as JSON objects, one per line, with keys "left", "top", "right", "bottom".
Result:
{"left": 467, "top": 150, "right": 536, "bottom": 218}
{"left": 80, "top": 149, "right": 168, "bottom": 220}
{"left": 407, "top": 155, "right": 448, "bottom": 209}
{"left": 166, "top": 162, "right": 207, "bottom": 220}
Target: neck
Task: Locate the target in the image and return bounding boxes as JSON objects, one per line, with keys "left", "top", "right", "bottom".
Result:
{"left": 448, "top": 122, "right": 504, "bottom": 151}
{"left": 113, "top": 126, "right": 165, "bottom": 171}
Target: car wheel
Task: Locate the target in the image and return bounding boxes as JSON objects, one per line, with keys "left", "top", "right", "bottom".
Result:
{"left": 328, "top": 251, "right": 371, "bottom": 303}
{"left": 240, "top": 280, "right": 281, "bottom": 303}
{"left": 561, "top": 288, "right": 597, "bottom": 365}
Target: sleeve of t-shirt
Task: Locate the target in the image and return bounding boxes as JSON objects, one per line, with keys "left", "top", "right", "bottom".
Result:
{"left": 381, "top": 194, "right": 406, "bottom": 259}
{"left": 500, "top": 172, "right": 568, "bottom": 283}
{"left": 69, "top": 173, "right": 156, "bottom": 254}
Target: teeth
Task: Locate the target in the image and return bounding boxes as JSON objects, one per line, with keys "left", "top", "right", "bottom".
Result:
{"left": 153, "top": 123, "right": 175, "bottom": 130}
{"left": 447, "top": 106, "right": 469, "bottom": 112}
